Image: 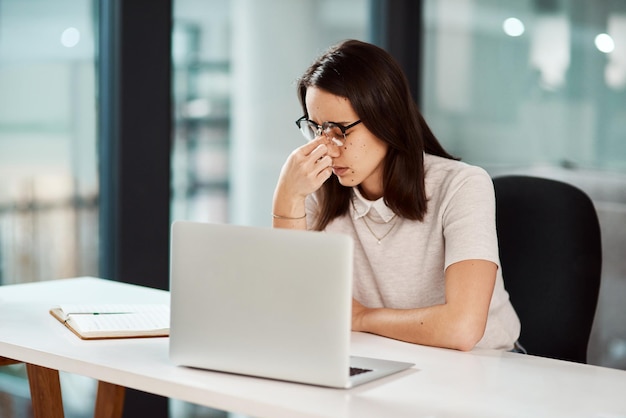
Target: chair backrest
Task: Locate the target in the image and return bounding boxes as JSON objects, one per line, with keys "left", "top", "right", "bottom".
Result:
{"left": 493, "top": 175, "right": 602, "bottom": 363}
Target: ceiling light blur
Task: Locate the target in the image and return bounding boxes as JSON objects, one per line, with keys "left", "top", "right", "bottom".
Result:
{"left": 503, "top": 17, "right": 525, "bottom": 37}
{"left": 61, "top": 27, "right": 81, "bottom": 48}
{"left": 595, "top": 33, "right": 615, "bottom": 53}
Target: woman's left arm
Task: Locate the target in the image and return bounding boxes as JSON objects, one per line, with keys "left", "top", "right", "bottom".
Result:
{"left": 351, "top": 258, "right": 497, "bottom": 351}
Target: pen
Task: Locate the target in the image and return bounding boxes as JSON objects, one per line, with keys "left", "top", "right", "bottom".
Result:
{"left": 68, "top": 312, "right": 134, "bottom": 315}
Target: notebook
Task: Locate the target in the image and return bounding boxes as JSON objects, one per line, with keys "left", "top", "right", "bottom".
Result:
{"left": 168, "top": 221, "right": 414, "bottom": 388}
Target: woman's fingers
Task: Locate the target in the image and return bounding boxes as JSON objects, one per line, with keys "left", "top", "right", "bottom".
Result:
{"left": 277, "top": 136, "right": 335, "bottom": 198}
{"left": 300, "top": 136, "right": 327, "bottom": 156}
{"left": 309, "top": 143, "right": 329, "bottom": 161}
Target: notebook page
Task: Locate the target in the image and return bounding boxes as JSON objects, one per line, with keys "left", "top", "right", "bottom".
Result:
{"left": 68, "top": 312, "right": 169, "bottom": 332}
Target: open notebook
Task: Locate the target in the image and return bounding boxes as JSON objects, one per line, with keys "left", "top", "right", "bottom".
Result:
{"left": 50, "top": 304, "right": 169, "bottom": 340}
{"left": 169, "top": 221, "right": 413, "bottom": 388}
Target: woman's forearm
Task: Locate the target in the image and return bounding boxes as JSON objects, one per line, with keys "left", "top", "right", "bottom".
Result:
{"left": 354, "top": 303, "right": 487, "bottom": 351}
{"left": 352, "top": 259, "right": 496, "bottom": 351}
{"left": 272, "top": 189, "right": 308, "bottom": 229}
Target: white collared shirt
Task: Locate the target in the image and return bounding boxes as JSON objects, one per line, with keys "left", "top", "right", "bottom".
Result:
{"left": 350, "top": 187, "right": 397, "bottom": 223}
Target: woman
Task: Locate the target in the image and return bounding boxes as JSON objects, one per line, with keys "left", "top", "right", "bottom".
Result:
{"left": 272, "top": 39, "right": 520, "bottom": 351}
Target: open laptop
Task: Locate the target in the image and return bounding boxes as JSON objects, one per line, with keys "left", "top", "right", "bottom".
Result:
{"left": 168, "top": 221, "right": 414, "bottom": 388}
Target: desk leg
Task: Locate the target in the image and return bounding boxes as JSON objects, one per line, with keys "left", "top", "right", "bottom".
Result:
{"left": 94, "top": 380, "right": 125, "bottom": 418}
{"left": 25, "top": 363, "right": 64, "bottom": 418}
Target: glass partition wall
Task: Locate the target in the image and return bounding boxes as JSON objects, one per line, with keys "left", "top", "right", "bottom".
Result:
{"left": 422, "top": 0, "right": 626, "bottom": 369}
{"left": 171, "top": 0, "right": 372, "bottom": 227}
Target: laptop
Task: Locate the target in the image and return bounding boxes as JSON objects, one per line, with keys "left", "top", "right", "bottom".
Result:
{"left": 168, "top": 221, "right": 414, "bottom": 388}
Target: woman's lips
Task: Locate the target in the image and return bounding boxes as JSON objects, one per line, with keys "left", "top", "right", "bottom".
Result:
{"left": 332, "top": 167, "right": 350, "bottom": 177}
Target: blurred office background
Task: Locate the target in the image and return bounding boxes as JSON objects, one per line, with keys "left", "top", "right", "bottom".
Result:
{"left": 0, "top": 0, "right": 624, "bottom": 417}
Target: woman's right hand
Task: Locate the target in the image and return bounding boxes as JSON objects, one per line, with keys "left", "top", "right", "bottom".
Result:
{"left": 272, "top": 137, "right": 334, "bottom": 224}
{"left": 275, "top": 137, "right": 334, "bottom": 202}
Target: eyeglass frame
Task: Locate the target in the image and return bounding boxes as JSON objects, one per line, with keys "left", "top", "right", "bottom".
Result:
{"left": 295, "top": 116, "right": 362, "bottom": 143}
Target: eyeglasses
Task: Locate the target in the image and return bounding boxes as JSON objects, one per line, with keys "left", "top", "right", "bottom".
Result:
{"left": 295, "top": 116, "right": 361, "bottom": 146}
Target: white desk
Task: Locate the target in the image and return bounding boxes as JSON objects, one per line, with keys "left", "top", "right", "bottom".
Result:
{"left": 1, "top": 277, "right": 625, "bottom": 418}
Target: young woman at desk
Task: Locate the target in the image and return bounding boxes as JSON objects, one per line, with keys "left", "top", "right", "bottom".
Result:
{"left": 272, "top": 40, "right": 521, "bottom": 351}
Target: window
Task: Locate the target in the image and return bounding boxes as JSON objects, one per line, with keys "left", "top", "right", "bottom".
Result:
{"left": 0, "top": 0, "right": 98, "bottom": 285}
{"left": 0, "top": 0, "right": 98, "bottom": 416}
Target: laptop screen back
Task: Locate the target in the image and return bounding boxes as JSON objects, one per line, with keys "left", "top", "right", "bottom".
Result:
{"left": 169, "top": 221, "right": 354, "bottom": 387}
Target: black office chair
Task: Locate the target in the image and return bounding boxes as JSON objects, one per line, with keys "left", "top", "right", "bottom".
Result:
{"left": 493, "top": 175, "right": 602, "bottom": 363}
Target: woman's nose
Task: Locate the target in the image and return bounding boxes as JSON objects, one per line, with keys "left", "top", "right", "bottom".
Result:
{"left": 321, "top": 136, "right": 342, "bottom": 157}
{"left": 314, "top": 130, "right": 343, "bottom": 145}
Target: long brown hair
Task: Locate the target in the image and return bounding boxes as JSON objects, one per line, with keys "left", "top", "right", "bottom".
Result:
{"left": 297, "top": 40, "right": 457, "bottom": 231}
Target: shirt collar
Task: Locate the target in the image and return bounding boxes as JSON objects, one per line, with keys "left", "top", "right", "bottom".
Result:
{"left": 351, "top": 187, "right": 397, "bottom": 223}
